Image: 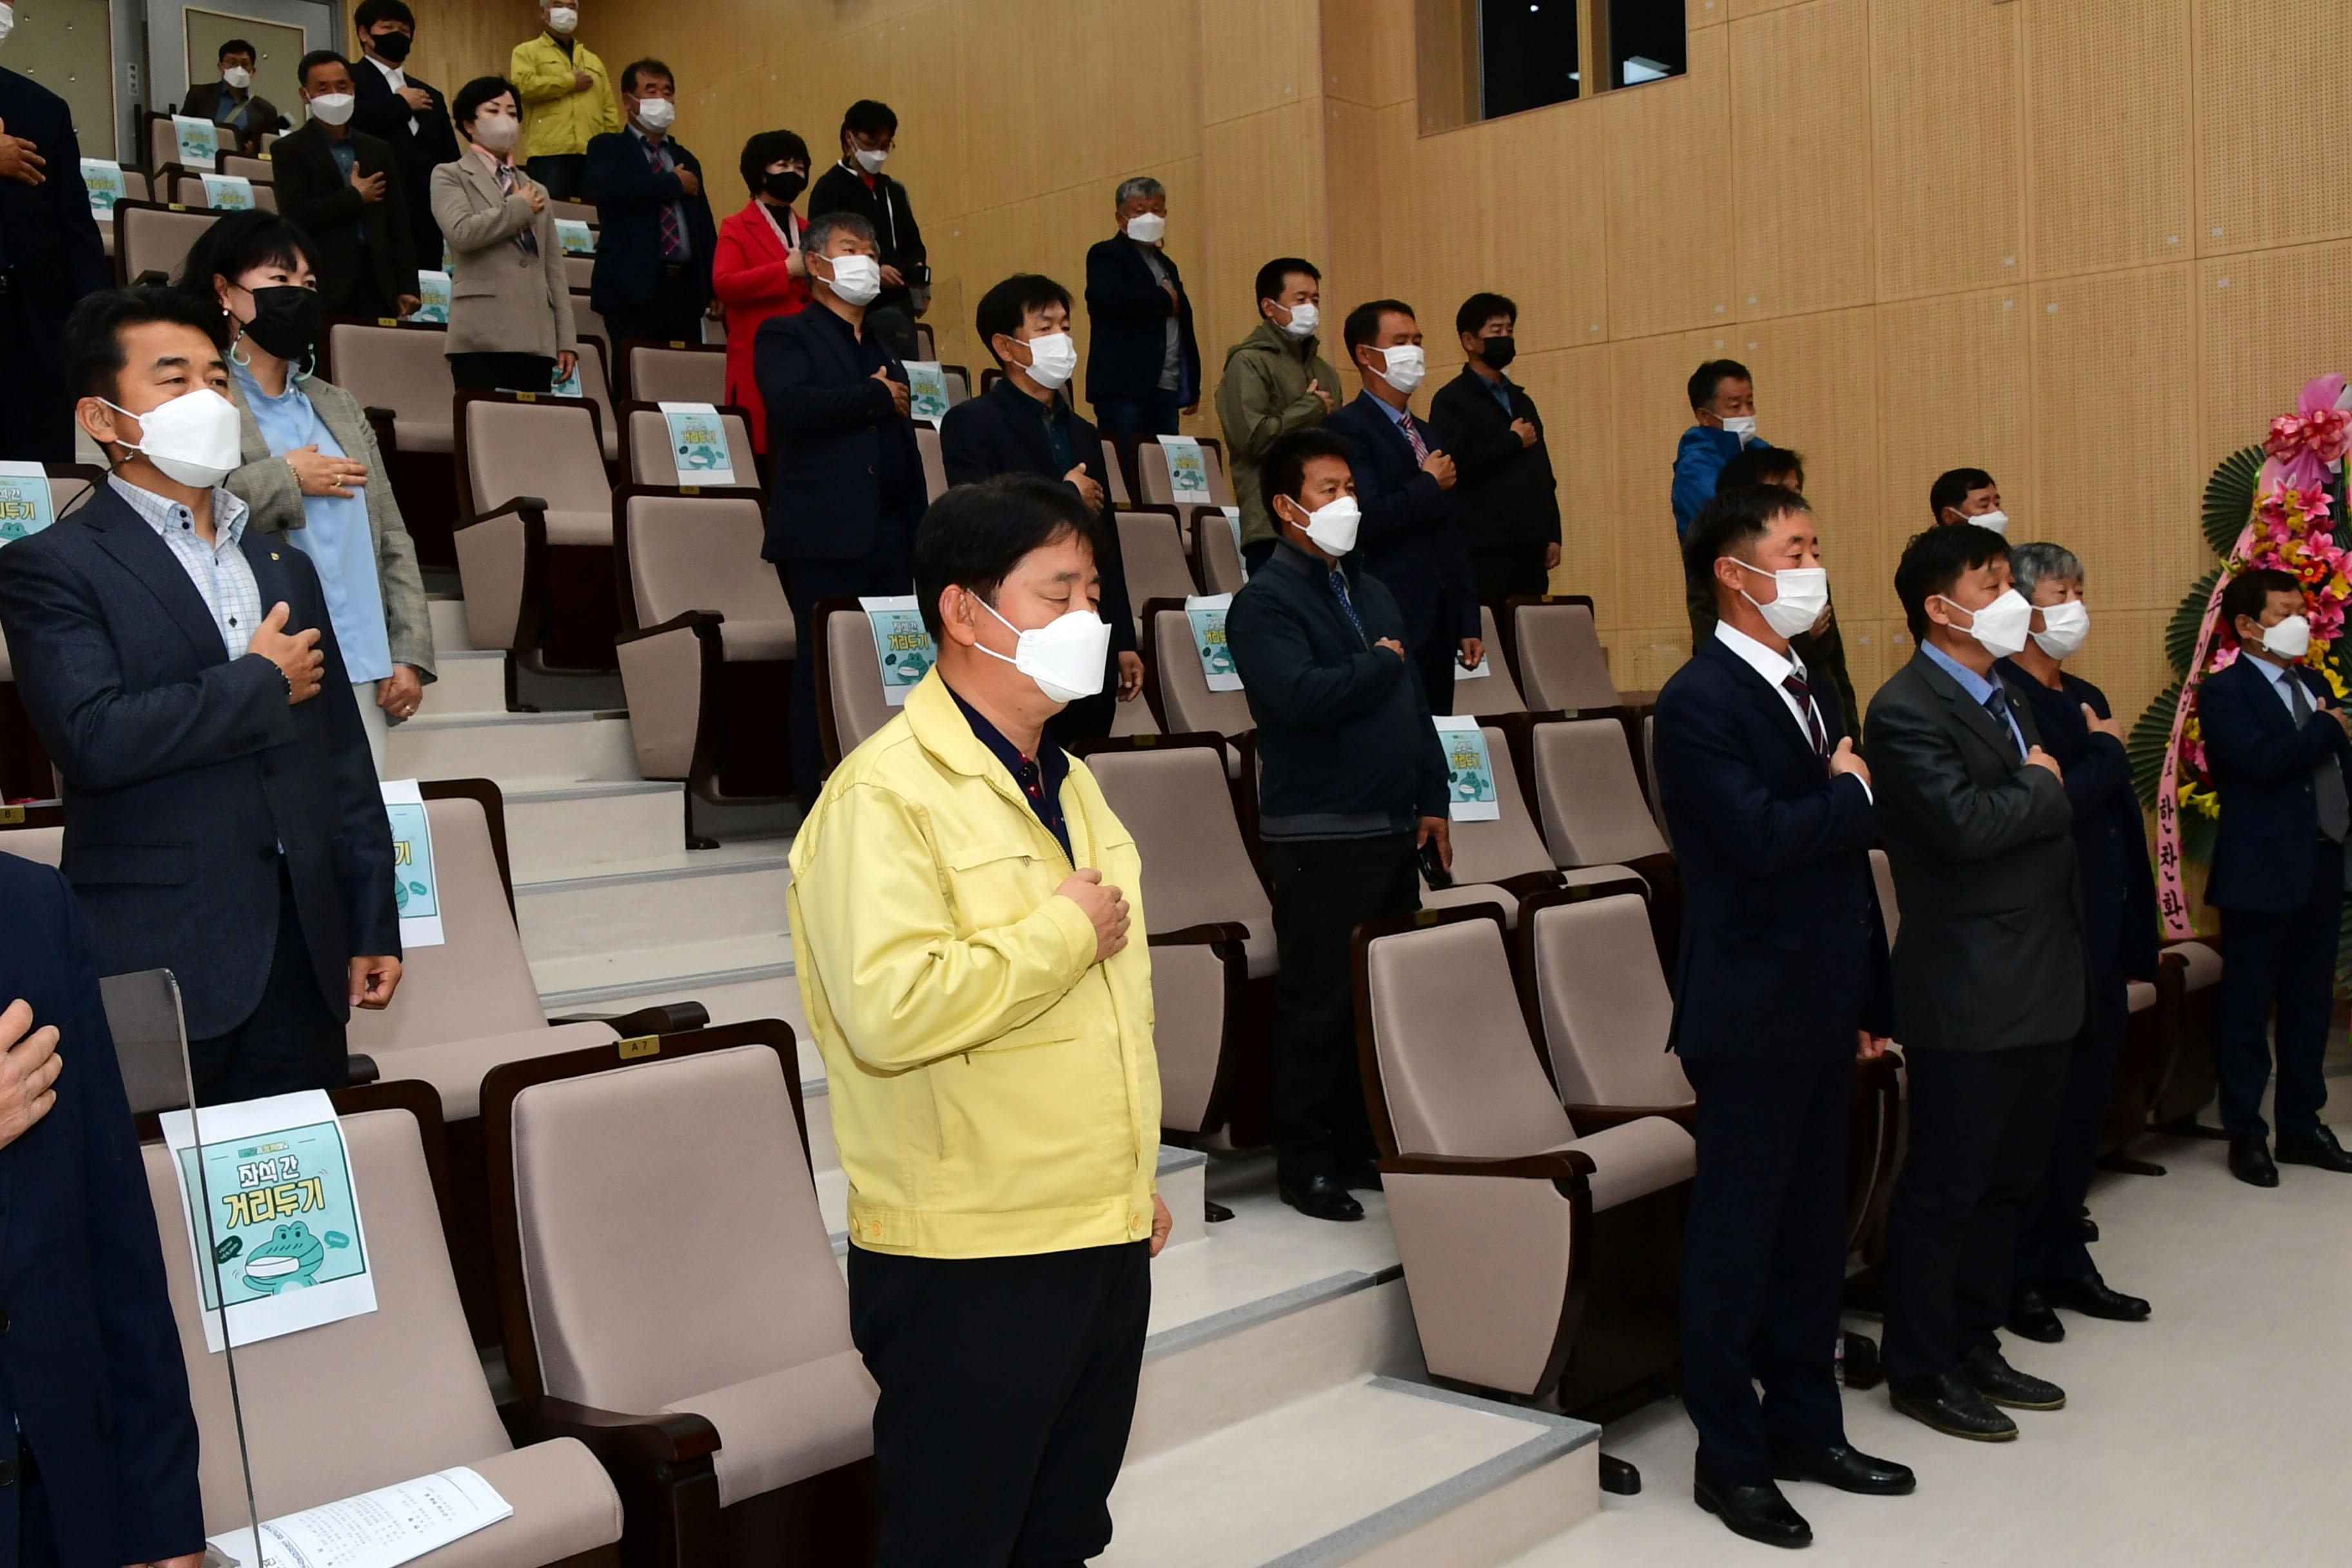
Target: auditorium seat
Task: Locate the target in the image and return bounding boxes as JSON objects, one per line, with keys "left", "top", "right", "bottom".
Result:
{"left": 550, "top": 198, "right": 598, "bottom": 228}
{"left": 564, "top": 253, "right": 596, "bottom": 291}
{"left": 1135, "top": 437, "right": 1237, "bottom": 507}
{"left": 1139, "top": 600, "right": 1253, "bottom": 769}
{"left": 2150, "top": 939, "right": 2224, "bottom": 1133}
{"left": 1506, "top": 596, "right": 1620, "bottom": 710}
{"left": 1420, "top": 721, "right": 1607, "bottom": 926}
{"left": 913, "top": 321, "right": 935, "bottom": 359}
{"left": 613, "top": 489, "right": 793, "bottom": 811}
{"left": 623, "top": 339, "right": 727, "bottom": 406}
{"left": 113, "top": 201, "right": 217, "bottom": 285}
{"left": 1642, "top": 712, "right": 1669, "bottom": 845}
{"left": 1530, "top": 716, "right": 1673, "bottom": 882}
{"left": 144, "top": 111, "right": 202, "bottom": 173}
{"left": 571, "top": 294, "right": 606, "bottom": 358}
{"left": 943, "top": 366, "right": 971, "bottom": 406}
{"left": 166, "top": 170, "right": 279, "bottom": 212}
{"left": 1115, "top": 511, "right": 1199, "bottom": 638}
{"left": 1870, "top": 847, "right": 1899, "bottom": 948}
{"left": 220, "top": 152, "right": 273, "bottom": 182}
{"left": 1101, "top": 438, "right": 1132, "bottom": 504}
{"left": 813, "top": 601, "right": 900, "bottom": 769}
{"left": 485, "top": 1028, "right": 877, "bottom": 1565}
{"left": 92, "top": 170, "right": 148, "bottom": 258}
{"left": 1194, "top": 507, "right": 1248, "bottom": 594}
{"left": 620, "top": 403, "right": 760, "bottom": 493}
{"left": 571, "top": 336, "right": 622, "bottom": 460}
{"left": 1079, "top": 733, "right": 1275, "bottom": 982}
{"left": 320, "top": 318, "right": 458, "bottom": 566}
{"left": 1518, "top": 884, "right": 1693, "bottom": 1118}
{"left": 1451, "top": 607, "right": 1527, "bottom": 717}
{"left": 1355, "top": 906, "right": 1690, "bottom": 1488}
{"left": 142, "top": 1083, "right": 625, "bottom": 1568}
{"left": 452, "top": 389, "right": 622, "bottom": 671}
{"left": 914, "top": 425, "right": 948, "bottom": 502}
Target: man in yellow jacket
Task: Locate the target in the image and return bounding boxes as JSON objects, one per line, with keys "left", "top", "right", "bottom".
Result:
{"left": 508, "top": 0, "right": 616, "bottom": 201}
{"left": 790, "top": 473, "right": 1170, "bottom": 1567}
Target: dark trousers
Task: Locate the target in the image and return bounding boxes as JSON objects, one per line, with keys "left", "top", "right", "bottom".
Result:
{"left": 1882, "top": 1039, "right": 2069, "bottom": 1387}
{"left": 1680, "top": 1057, "right": 1852, "bottom": 1485}
{"left": 447, "top": 352, "right": 554, "bottom": 393}
{"left": 0, "top": 284, "right": 74, "bottom": 464}
{"left": 779, "top": 534, "right": 915, "bottom": 805}
{"left": 1263, "top": 832, "right": 1422, "bottom": 1183}
{"left": 335, "top": 259, "right": 397, "bottom": 324}
{"left": 1469, "top": 540, "right": 1551, "bottom": 612}
{"left": 848, "top": 1241, "right": 1151, "bottom": 1568}
{"left": 18, "top": 1469, "right": 57, "bottom": 1568}
{"left": 1092, "top": 389, "right": 1183, "bottom": 442}
{"left": 526, "top": 153, "right": 589, "bottom": 201}
{"left": 2016, "top": 969, "right": 2129, "bottom": 1284}
{"left": 602, "top": 262, "right": 707, "bottom": 348}
{"left": 1412, "top": 632, "right": 1455, "bottom": 721}
{"left": 188, "top": 869, "right": 347, "bottom": 1106}
{"left": 2217, "top": 839, "right": 2343, "bottom": 1142}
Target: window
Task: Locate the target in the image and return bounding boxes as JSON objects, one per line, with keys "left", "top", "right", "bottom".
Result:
{"left": 1481, "top": 1, "right": 1582, "bottom": 119}
{"left": 1607, "top": 0, "right": 1687, "bottom": 90}
{"left": 1415, "top": 1, "right": 1686, "bottom": 134}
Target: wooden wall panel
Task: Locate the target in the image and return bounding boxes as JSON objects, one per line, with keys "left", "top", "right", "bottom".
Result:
{"left": 1321, "top": 0, "right": 1415, "bottom": 108}
{"left": 1202, "top": 0, "right": 1322, "bottom": 124}
{"left": 1447, "top": 106, "right": 1611, "bottom": 358}
{"left": 1610, "top": 327, "right": 1733, "bottom": 632}
{"left": 1691, "top": 0, "right": 1730, "bottom": 26}
{"left": 1320, "top": 98, "right": 1388, "bottom": 318}
{"left": 1202, "top": 99, "right": 1329, "bottom": 369}
{"left": 2197, "top": 240, "right": 2352, "bottom": 476}
{"left": 1726, "top": 0, "right": 1807, "bottom": 19}
{"left": 2023, "top": 0, "right": 2194, "bottom": 280}
{"left": 1869, "top": 0, "right": 2023, "bottom": 302}
{"left": 2064, "top": 609, "right": 2175, "bottom": 755}
{"left": 1509, "top": 344, "right": 1618, "bottom": 609}
{"left": 1729, "top": 0, "right": 1873, "bottom": 320}
{"left": 1874, "top": 287, "right": 2033, "bottom": 554}
{"left": 2193, "top": 3, "right": 2352, "bottom": 257}
{"left": 1602, "top": 27, "right": 1734, "bottom": 340}
{"left": 344, "top": 0, "right": 545, "bottom": 116}
{"left": 1737, "top": 307, "right": 1888, "bottom": 622}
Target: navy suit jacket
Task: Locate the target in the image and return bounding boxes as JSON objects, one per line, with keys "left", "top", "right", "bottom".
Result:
{"left": 585, "top": 130, "right": 719, "bottom": 315}
{"left": 937, "top": 377, "right": 1135, "bottom": 652}
{"left": 0, "top": 69, "right": 108, "bottom": 378}
{"left": 2197, "top": 652, "right": 2352, "bottom": 912}
{"left": 754, "top": 306, "right": 924, "bottom": 564}
{"left": 0, "top": 484, "right": 398, "bottom": 1039}
{"left": 1654, "top": 636, "right": 1890, "bottom": 1063}
{"left": 1324, "top": 392, "right": 1478, "bottom": 651}
{"left": 1082, "top": 235, "right": 1200, "bottom": 406}
{"left": 349, "top": 58, "right": 460, "bottom": 266}
{"left": 0, "top": 853, "right": 202, "bottom": 1568}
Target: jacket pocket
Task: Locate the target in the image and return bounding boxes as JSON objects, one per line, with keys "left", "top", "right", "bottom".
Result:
{"left": 69, "top": 841, "right": 193, "bottom": 887}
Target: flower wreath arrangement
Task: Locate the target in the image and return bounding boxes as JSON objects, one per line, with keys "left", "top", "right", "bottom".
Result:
{"left": 2130, "top": 373, "right": 2352, "bottom": 950}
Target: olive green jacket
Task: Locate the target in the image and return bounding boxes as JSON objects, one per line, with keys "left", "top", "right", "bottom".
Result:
{"left": 1214, "top": 321, "right": 1340, "bottom": 548}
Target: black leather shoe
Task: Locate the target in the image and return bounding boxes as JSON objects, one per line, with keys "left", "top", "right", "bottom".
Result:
{"left": 2045, "top": 1271, "right": 2151, "bottom": 1322}
{"left": 2004, "top": 1284, "right": 2065, "bottom": 1343}
{"left": 2277, "top": 1125, "right": 2352, "bottom": 1173}
{"left": 2076, "top": 1214, "right": 2099, "bottom": 1243}
{"left": 1890, "top": 1373, "right": 2016, "bottom": 1442}
{"left": 1769, "top": 1442, "right": 1917, "bottom": 1496}
{"left": 1694, "top": 1473, "right": 1812, "bottom": 1549}
{"left": 2230, "top": 1137, "right": 2280, "bottom": 1188}
{"left": 1961, "top": 1345, "right": 2065, "bottom": 1410}
{"left": 1338, "top": 1161, "right": 1384, "bottom": 1191}
{"left": 1278, "top": 1173, "right": 1364, "bottom": 1222}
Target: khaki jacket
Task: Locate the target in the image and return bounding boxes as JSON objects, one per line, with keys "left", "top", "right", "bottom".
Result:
{"left": 508, "top": 32, "right": 619, "bottom": 161}
{"left": 1215, "top": 320, "right": 1341, "bottom": 548}
{"left": 430, "top": 153, "right": 578, "bottom": 360}
{"left": 788, "top": 671, "right": 1162, "bottom": 1259}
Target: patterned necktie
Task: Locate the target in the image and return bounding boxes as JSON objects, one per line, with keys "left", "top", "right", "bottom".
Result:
{"left": 1396, "top": 412, "right": 1430, "bottom": 464}
{"left": 647, "top": 138, "right": 686, "bottom": 260}
{"left": 1329, "top": 570, "right": 1369, "bottom": 649}
{"left": 497, "top": 162, "right": 538, "bottom": 255}
{"left": 2288, "top": 677, "right": 2351, "bottom": 839}
{"left": 1782, "top": 672, "right": 1828, "bottom": 760}
{"left": 1984, "top": 689, "right": 2023, "bottom": 758}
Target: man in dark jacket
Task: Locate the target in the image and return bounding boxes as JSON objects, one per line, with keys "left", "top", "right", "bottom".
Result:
{"left": 756, "top": 211, "right": 920, "bottom": 806}
{"left": 181, "top": 38, "right": 283, "bottom": 155}
{"left": 0, "top": 288, "right": 401, "bottom": 1102}
{"left": 2197, "top": 566, "right": 2352, "bottom": 1186}
{"left": 1324, "top": 299, "right": 1480, "bottom": 717}
{"left": 0, "top": 852, "right": 204, "bottom": 1568}
{"left": 586, "top": 59, "right": 718, "bottom": 348}
{"left": 1429, "top": 292, "right": 1558, "bottom": 609}
{"left": 271, "top": 52, "right": 420, "bottom": 322}
{"left": 1865, "top": 523, "right": 2081, "bottom": 1444}
{"left": 1225, "top": 427, "right": 1451, "bottom": 1224}
{"left": 807, "top": 99, "right": 925, "bottom": 359}
{"left": 0, "top": 61, "right": 110, "bottom": 462}
{"left": 1083, "top": 176, "right": 1200, "bottom": 442}
{"left": 1657, "top": 484, "right": 1909, "bottom": 1550}
{"left": 941, "top": 272, "right": 1142, "bottom": 745}
{"left": 349, "top": 0, "right": 461, "bottom": 271}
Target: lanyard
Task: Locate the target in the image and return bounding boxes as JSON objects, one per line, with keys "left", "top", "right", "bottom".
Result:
{"left": 759, "top": 200, "right": 797, "bottom": 254}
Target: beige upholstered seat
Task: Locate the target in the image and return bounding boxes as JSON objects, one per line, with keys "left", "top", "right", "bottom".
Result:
{"left": 550, "top": 198, "right": 598, "bottom": 227}
{"left": 572, "top": 338, "right": 622, "bottom": 461}
{"left": 505, "top": 1044, "right": 875, "bottom": 1509}
{"left": 1451, "top": 606, "right": 1527, "bottom": 717}
{"left": 625, "top": 343, "right": 727, "bottom": 404}
{"left": 915, "top": 426, "right": 948, "bottom": 502}
{"left": 1418, "top": 721, "right": 1592, "bottom": 926}
{"left": 1145, "top": 603, "right": 1252, "bottom": 747}
{"left": 0, "top": 826, "right": 62, "bottom": 866}
{"left": 144, "top": 115, "right": 186, "bottom": 173}
{"left": 571, "top": 293, "right": 607, "bottom": 358}
{"left": 2150, "top": 939, "right": 2224, "bottom": 1128}
{"left": 563, "top": 253, "right": 596, "bottom": 291}
{"left": 142, "top": 1106, "right": 623, "bottom": 1567}
{"left": 1531, "top": 718, "right": 1671, "bottom": 871}
{"left": 115, "top": 202, "right": 219, "bottom": 285}
{"left": 455, "top": 395, "right": 612, "bottom": 654}
{"left": 1361, "top": 914, "right": 1693, "bottom": 1407}
{"left": 1101, "top": 438, "right": 1131, "bottom": 504}
{"left": 1196, "top": 509, "right": 1248, "bottom": 594}
{"left": 326, "top": 322, "right": 456, "bottom": 454}
{"left": 943, "top": 368, "right": 970, "bottom": 406}
{"left": 1135, "top": 439, "right": 1236, "bottom": 505}
{"left": 623, "top": 406, "right": 758, "bottom": 491}
{"left": 1084, "top": 741, "right": 1275, "bottom": 979}
{"left": 819, "top": 604, "right": 897, "bottom": 765}
{"left": 170, "top": 172, "right": 279, "bottom": 211}
{"left": 220, "top": 152, "right": 273, "bottom": 182}
{"left": 1527, "top": 892, "right": 1692, "bottom": 1111}
{"left": 1511, "top": 598, "right": 1618, "bottom": 710}
{"left": 1115, "top": 513, "right": 1199, "bottom": 635}
{"left": 913, "top": 321, "right": 935, "bottom": 358}
{"left": 1642, "top": 712, "right": 1669, "bottom": 843}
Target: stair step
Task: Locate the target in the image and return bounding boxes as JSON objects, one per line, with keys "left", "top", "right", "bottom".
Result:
{"left": 429, "top": 595, "right": 476, "bottom": 654}
{"left": 533, "top": 932, "right": 801, "bottom": 1028}
{"left": 429, "top": 650, "right": 508, "bottom": 716}
{"left": 513, "top": 845, "right": 792, "bottom": 963}
{"left": 387, "top": 709, "right": 638, "bottom": 784}
{"left": 499, "top": 779, "right": 691, "bottom": 879}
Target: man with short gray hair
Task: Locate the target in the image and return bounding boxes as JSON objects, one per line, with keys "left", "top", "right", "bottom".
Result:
{"left": 1084, "top": 175, "right": 1200, "bottom": 440}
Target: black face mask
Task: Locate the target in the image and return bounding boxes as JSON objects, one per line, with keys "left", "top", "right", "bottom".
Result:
{"left": 763, "top": 168, "right": 808, "bottom": 206}
{"left": 239, "top": 285, "right": 323, "bottom": 364}
{"left": 369, "top": 29, "right": 413, "bottom": 63}
{"left": 1478, "top": 335, "right": 1517, "bottom": 372}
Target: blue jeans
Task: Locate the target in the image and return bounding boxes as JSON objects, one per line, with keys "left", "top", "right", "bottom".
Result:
{"left": 1092, "top": 389, "right": 1182, "bottom": 441}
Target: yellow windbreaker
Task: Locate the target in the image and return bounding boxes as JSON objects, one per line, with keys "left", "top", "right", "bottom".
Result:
{"left": 507, "top": 32, "right": 619, "bottom": 161}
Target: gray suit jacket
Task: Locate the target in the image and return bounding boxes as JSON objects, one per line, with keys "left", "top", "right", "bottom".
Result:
{"left": 222, "top": 372, "right": 436, "bottom": 681}
{"left": 1863, "top": 648, "right": 2085, "bottom": 1054}
{"left": 429, "top": 152, "right": 577, "bottom": 360}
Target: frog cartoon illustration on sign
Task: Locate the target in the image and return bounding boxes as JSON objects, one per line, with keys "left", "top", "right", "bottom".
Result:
{"left": 239, "top": 1220, "right": 351, "bottom": 1294}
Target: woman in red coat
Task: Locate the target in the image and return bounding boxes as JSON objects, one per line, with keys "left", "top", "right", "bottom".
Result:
{"left": 711, "top": 129, "right": 814, "bottom": 452}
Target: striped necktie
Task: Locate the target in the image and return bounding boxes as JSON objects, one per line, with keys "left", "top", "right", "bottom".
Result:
{"left": 646, "top": 138, "right": 686, "bottom": 260}
{"left": 1396, "top": 412, "right": 1429, "bottom": 464}
{"left": 1782, "top": 672, "right": 1828, "bottom": 760}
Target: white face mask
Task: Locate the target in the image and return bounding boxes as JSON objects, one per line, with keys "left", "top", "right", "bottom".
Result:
{"left": 1720, "top": 415, "right": 1759, "bottom": 442}
{"left": 1939, "top": 589, "right": 2034, "bottom": 660}
{"left": 1019, "top": 331, "right": 1078, "bottom": 391}
{"left": 819, "top": 251, "right": 883, "bottom": 307}
{"left": 2030, "top": 600, "right": 2089, "bottom": 659}
{"left": 308, "top": 93, "right": 356, "bottom": 127}
{"left": 1372, "top": 343, "right": 1426, "bottom": 395}
{"left": 1730, "top": 558, "right": 1828, "bottom": 640}
{"left": 1969, "top": 509, "right": 2010, "bottom": 537}
{"left": 1285, "top": 493, "right": 1360, "bottom": 557}
{"left": 853, "top": 145, "right": 888, "bottom": 175}
{"left": 634, "top": 96, "right": 675, "bottom": 132}
{"left": 101, "top": 389, "right": 244, "bottom": 489}
{"left": 548, "top": 7, "right": 579, "bottom": 35}
{"left": 977, "top": 596, "right": 1110, "bottom": 705}
{"left": 1124, "top": 211, "right": 1166, "bottom": 244}
{"left": 2259, "top": 612, "right": 2313, "bottom": 661}
{"left": 1275, "top": 300, "right": 1318, "bottom": 340}
{"left": 0, "top": 5, "right": 14, "bottom": 46}
{"left": 222, "top": 66, "right": 252, "bottom": 90}
{"left": 473, "top": 112, "right": 522, "bottom": 153}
